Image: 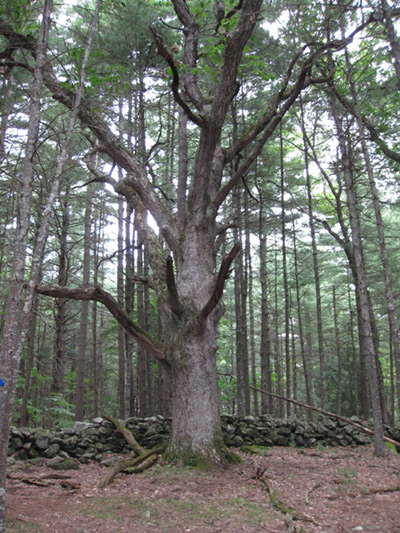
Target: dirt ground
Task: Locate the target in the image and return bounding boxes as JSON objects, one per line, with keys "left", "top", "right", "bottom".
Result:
{"left": 5, "top": 444, "right": 400, "bottom": 532}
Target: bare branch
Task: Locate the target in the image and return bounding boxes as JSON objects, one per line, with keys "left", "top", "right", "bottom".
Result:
{"left": 333, "top": 87, "right": 400, "bottom": 165}
{"left": 35, "top": 285, "right": 167, "bottom": 361}
{"left": 198, "top": 242, "right": 241, "bottom": 323}
{"left": 150, "top": 26, "right": 205, "bottom": 126}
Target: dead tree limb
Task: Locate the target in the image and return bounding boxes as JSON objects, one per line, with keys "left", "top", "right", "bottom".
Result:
{"left": 99, "top": 417, "right": 167, "bottom": 488}
{"left": 99, "top": 444, "right": 167, "bottom": 488}
{"left": 250, "top": 385, "right": 400, "bottom": 449}
{"left": 35, "top": 285, "right": 166, "bottom": 361}
{"left": 103, "top": 415, "right": 145, "bottom": 456}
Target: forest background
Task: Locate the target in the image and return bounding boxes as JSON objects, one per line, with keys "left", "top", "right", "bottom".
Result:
{"left": 1, "top": 0, "right": 400, "bottom": 520}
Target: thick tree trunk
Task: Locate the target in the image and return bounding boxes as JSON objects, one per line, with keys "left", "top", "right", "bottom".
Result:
{"left": 164, "top": 317, "right": 232, "bottom": 467}
{"left": 344, "top": 45, "right": 400, "bottom": 416}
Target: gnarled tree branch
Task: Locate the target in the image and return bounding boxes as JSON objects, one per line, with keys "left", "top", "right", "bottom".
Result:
{"left": 150, "top": 26, "right": 205, "bottom": 127}
{"left": 198, "top": 242, "right": 241, "bottom": 324}
{"left": 35, "top": 285, "right": 167, "bottom": 361}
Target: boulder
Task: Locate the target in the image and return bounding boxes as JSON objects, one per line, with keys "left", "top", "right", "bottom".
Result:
{"left": 48, "top": 458, "right": 80, "bottom": 471}
{"left": 45, "top": 443, "right": 60, "bottom": 458}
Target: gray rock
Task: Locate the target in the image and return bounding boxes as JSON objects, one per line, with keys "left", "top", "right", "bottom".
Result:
{"left": 101, "top": 456, "right": 119, "bottom": 467}
{"left": 277, "top": 426, "right": 292, "bottom": 436}
{"left": 324, "top": 418, "right": 336, "bottom": 430}
{"left": 73, "top": 422, "right": 94, "bottom": 435}
{"left": 45, "top": 443, "right": 60, "bottom": 458}
{"left": 27, "top": 447, "right": 40, "bottom": 459}
{"left": 232, "top": 435, "right": 244, "bottom": 446}
{"left": 98, "top": 426, "right": 113, "bottom": 437}
{"left": 9, "top": 437, "right": 23, "bottom": 451}
{"left": 47, "top": 456, "right": 64, "bottom": 467}
{"left": 48, "top": 458, "right": 80, "bottom": 470}
{"left": 64, "top": 435, "right": 79, "bottom": 448}
{"left": 145, "top": 423, "right": 162, "bottom": 437}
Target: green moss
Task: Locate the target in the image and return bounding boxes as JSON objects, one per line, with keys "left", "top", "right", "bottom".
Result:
{"left": 6, "top": 518, "right": 43, "bottom": 531}
{"left": 240, "top": 444, "right": 270, "bottom": 456}
{"left": 163, "top": 437, "right": 241, "bottom": 471}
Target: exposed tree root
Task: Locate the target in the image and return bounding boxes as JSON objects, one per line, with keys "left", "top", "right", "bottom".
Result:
{"left": 362, "top": 484, "right": 400, "bottom": 496}
{"left": 99, "top": 416, "right": 167, "bottom": 488}
{"left": 6, "top": 474, "right": 55, "bottom": 487}
{"left": 252, "top": 461, "right": 319, "bottom": 529}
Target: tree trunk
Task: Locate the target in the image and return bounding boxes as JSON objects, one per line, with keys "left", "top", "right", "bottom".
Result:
{"left": 344, "top": 44, "right": 400, "bottom": 416}
{"left": 0, "top": 3, "right": 53, "bottom": 528}
{"left": 136, "top": 237, "right": 147, "bottom": 417}
{"left": 348, "top": 282, "right": 360, "bottom": 417}
{"left": 332, "top": 285, "right": 342, "bottom": 415}
{"left": 274, "top": 240, "right": 284, "bottom": 418}
{"left": 380, "top": 0, "right": 400, "bottom": 90}
{"left": 329, "top": 85, "right": 386, "bottom": 456}
{"left": 75, "top": 190, "right": 92, "bottom": 421}
{"left": 117, "top": 168, "right": 126, "bottom": 419}
{"left": 292, "top": 222, "right": 314, "bottom": 419}
{"left": 280, "top": 128, "right": 291, "bottom": 417}
{"left": 52, "top": 184, "right": 70, "bottom": 395}
{"left": 19, "top": 293, "right": 40, "bottom": 427}
{"left": 259, "top": 193, "right": 273, "bottom": 414}
{"left": 300, "top": 99, "right": 326, "bottom": 409}
{"left": 163, "top": 310, "right": 232, "bottom": 466}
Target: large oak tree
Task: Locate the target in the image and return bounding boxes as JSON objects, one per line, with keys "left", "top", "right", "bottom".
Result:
{"left": 0, "top": 0, "right": 381, "bottom": 472}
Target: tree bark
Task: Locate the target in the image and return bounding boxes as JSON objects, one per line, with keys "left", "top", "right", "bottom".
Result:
{"left": 300, "top": 99, "right": 326, "bottom": 409}
{"left": 344, "top": 44, "right": 400, "bottom": 416}
{"left": 0, "top": 3, "right": 53, "bottom": 529}
{"left": 329, "top": 82, "right": 386, "bottom": 456}
{"left": 4, "top": 0, "right": 370, "bottom": 468}
{"left": 280, "top": 127, "right": 291, "bottom": 417}
{"left": 75, "top": 190, "right": 92, "bottom": 421}
{"left": 258, "top": 190, "right": 273, "bottom": 414}
{"left": 292, "top": 221, "right": 314, "bottom": 420}
{"left": 332, "top": 285, "right": 342, "bottom": 415}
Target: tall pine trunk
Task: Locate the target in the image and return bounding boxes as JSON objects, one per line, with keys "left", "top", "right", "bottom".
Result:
{"left": 329, "top": 86, "right": 386, "bottom": 456}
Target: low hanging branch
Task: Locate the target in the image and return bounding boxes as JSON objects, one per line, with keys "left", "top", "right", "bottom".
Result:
{"left": 250, "top": 385, "right": 400, "bottom": 449}
{"left": 99, "top": 416, "right": 167, "bottom": 488}
{"left": 35, "top": 285, "right": 166, "bottom": 361}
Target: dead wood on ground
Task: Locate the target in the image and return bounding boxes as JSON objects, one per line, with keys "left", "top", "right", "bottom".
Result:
{"left": 99, "top": 416, "right": 166, "bottom": 488}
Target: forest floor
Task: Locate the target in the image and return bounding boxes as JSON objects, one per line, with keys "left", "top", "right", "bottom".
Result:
{"left": 5, "top": 444, "right": 400, "bottom": 532}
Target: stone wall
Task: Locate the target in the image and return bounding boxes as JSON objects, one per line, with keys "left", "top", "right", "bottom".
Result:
{"left": 8, "top": 415, "right": 400, "bottom": 467}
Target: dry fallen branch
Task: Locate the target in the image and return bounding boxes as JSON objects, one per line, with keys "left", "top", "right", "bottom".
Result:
{"left": 103, "top": 415, "right": 145, "bottom": 456}
{"left": 6, "top": 474, "right": 56, "bottom": 487}
{"left": 99, "top": 416, "right": 167, "bottom": 488}
{"left": 251, "top": 385, "right": 400, "bottom": 449}
{"left": 252, "top": 467, "right": 318, "bottom": 528}
{"left": 362, "top": 484, "right": 400, "bottom": 496}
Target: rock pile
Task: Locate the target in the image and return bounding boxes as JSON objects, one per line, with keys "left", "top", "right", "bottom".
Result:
{"left": 8, "top": 415, "right": 400, "bottom": 467}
